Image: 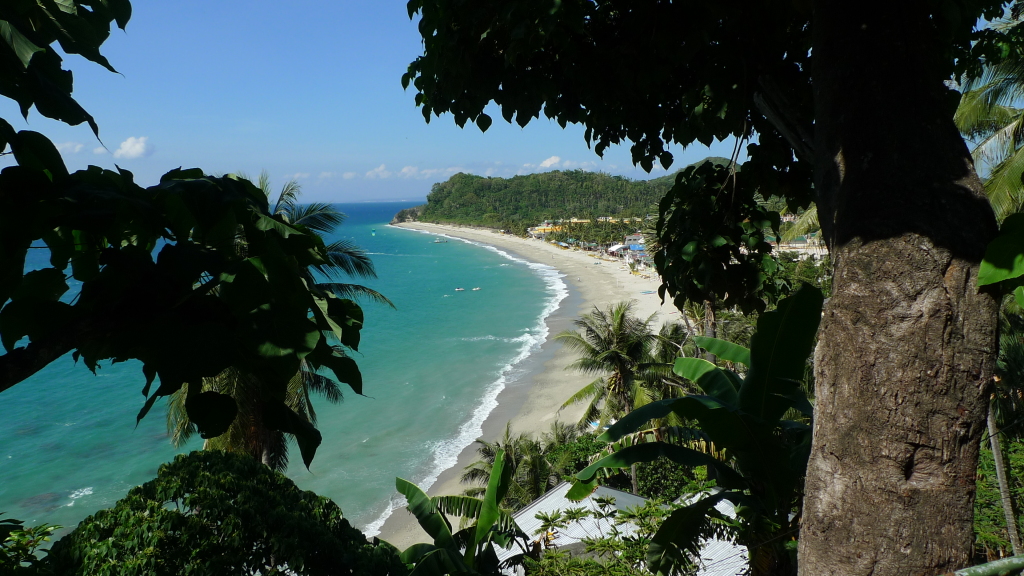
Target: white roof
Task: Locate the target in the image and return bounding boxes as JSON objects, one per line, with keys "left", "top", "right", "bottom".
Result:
{"left": 495, "top": 482, "right": 646, "bottom": 566}
{"left": 495, "top": 483, "right": 748, "bottom": 575}
{"left": 608, "top": 244, "right": 627, "bottom": 252}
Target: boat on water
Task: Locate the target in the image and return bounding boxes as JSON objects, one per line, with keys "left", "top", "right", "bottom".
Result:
{"left": 455, "top": 288, "right": 465, "bottom": 291}
{"left": 472, "top": 287, "right": 481, "bottom": 291}
{"left": 371, "top": 228, "right": 376, "bottom": 236}
{"left": 433, "top": 238, "right": 448, "bottom": 243}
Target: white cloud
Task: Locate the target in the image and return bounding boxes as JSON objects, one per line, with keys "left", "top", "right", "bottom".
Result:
{"left": 318, "top": 171, "right": 335, "bottom": 181}
{"left": 365, "top": 164, "right": 392, "bottom": 179}
{"left": 287, "top": 172, "right": 310, "bottom": 180}
{"left": 539, "top": 155, "right": 561, "bottom": 168}
{"left": 342, "top": 172, "right": 357, "bottom": 179}
{"left": 56, "top": 142, "right": 84, "bottom": 154}
{"left": 93, "top": 146, "right": 107, "bottom": 155}
{"left": 399, "top": 166, "right": 419, "bottom": 178}
{"left": 112, "top": 136, "right": 151, "bottom": 159}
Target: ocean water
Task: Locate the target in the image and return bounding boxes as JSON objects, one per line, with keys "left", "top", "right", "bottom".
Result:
{"left": 0, "top": 202, "right": 567, "bottom": 537}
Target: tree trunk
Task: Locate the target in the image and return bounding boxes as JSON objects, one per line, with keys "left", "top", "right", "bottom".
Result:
{"left": 988, "top": 403, "right": 1022, "bottom": 556}
{"left": 799, "top": 3, "right": 1000, "bottom": 575}
{"left": 703, "top": 300, "right": 717, "bottom": 364}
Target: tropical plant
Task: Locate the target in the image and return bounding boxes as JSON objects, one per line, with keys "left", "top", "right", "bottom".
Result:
{"left": 556, "top": 301, "right": 667, "bottom": 431}
{"left": 955, "top": 12, "right": 1024, "bottom": 221}
{"left": 0, "top": 516, "right": 59, "bottom": 575}
{"left": 0, "top": 1, "right": 365, "bottom": 472}
{"left": 461, "top": 424, "right": 553, "bottom": 512}
{"left": 407, "top": 4, "right": 1008, "bottom": 571}
{"left": 397, "top": 450, "right": 535, "bottom": 575}
{"left": 45, "top": 451, "right": 407, "bottom": 576}
{"left": 567, "top": 285, "right": 823, "bottom": 576}
{"left": 165, "top": 172, "right": 391, "bottom": 470}
{"left": 461, "top": 422, "right": 586, "bottom": 512}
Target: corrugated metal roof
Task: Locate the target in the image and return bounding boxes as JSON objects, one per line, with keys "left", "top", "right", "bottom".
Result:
{"left": 495, "top": 482, "right": 645, "bottom": 565}
{"left": 495, "top": 483, "right": 749, "bottom": 575}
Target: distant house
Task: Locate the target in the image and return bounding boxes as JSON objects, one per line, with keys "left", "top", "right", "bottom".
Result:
{"left": 624, "top": 234, "right": 645, "bottom": 244}
{"left": 495, "top": 482, "right": 748, "bottom": 575}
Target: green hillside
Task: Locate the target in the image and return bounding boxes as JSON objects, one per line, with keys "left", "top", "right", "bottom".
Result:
{"left": 392, "top": 158, "right": 737, "bottom": 234}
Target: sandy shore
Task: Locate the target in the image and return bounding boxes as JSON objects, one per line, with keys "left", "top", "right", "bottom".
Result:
{"left": 375, "top": 222, "right": 679, "bottom": 548}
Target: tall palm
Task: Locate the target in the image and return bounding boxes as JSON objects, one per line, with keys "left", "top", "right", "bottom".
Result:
{"left": 167, "top": 172, "right": 391, "bottom": 470}
{"left": 556, "top": 301, "right": 672, "bottom": 494}
{"left": 460, "top": 423, "right": 559, "bottom": 511}
{"left": 954, "top": 14, "right": 1024, "bottom": 221}
{"left": 555, "top": 301, "right": 664, "bottom": 431}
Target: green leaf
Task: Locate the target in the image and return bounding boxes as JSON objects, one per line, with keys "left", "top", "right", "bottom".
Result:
{"left": 396, "top": 477, "right": 456, "bottom": 549}
{"left": 739, "top": 284, "right": 822, "bottom": 422}
{"left": 692, "top": 336, "right": 750, "bottom": 366}
{"left": 0, "top": 20, "right": 44, "bottom": 68}
{"left": 647, "top": 492, "right": 730, "bottom": 576}
{"left": 673, "top": 357, "right": 740, "bottom": 405}
{"left": 476, "top": 113, "right": 492, "bottom": 132}
{"left": 476, "top": 449, "right": 511, "bottom": 547}
{"left": 980, "top": 214, "right": 1024, "bottom": 286}
{"left": 9, "top": 268, "right": 68, "bottom": 302}
{"left": 565, "top": 479, "right": 598, "bottom": 501}
{"left": 1015, "top": 286, "right": 1024, "bottom": 308}
{"left": 262, "top": 401, "right": 323, "bottom": 469}
{"left": 11, "top": 131, "right": 69, "bottom": 179}
{"left": 400, "top": 543, "right": 438, "bottom": 564}
{"left": 184, "top": 389, "right": 238, "bottom": 440}
{"left": 0, "top": 299, "right": 74, "bottom": 350}
{"left": 575, "top": 442, "right": 745, "bottom": 488}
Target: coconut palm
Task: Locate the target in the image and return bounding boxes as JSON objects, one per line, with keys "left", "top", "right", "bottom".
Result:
{"left": 167, "top": 172, "right": 390, "bottom": 470}
{"left": 460, "top": 423, "right": 560, "bottom": 511}
{"left": 555, "top": 301, "right": 664, "bottom": 431}
{"left": 954, "top": 14, "right": 1024, "bottom": 221}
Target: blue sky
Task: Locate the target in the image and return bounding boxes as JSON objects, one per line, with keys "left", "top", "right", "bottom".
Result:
{"left": 1, "top": 1, "right": 738, "bottom": 202}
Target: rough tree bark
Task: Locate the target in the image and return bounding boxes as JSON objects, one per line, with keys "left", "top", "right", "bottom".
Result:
{"left": 799, "top": 3, "right": 1000, "bottom": 575}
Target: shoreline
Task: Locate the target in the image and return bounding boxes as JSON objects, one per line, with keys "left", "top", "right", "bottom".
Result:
{"left": 374, "top": 222, "right": 675, "bottom": 548}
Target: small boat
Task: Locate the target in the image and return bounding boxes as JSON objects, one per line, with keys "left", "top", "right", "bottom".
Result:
{"left": 433, "top": 238, "right": 448, "bottom": 243}
{"left": 472, "top": 287, "right": 481, "bottom": 291}
{"left": 455, "top": 288, "right": 465, "bottom": 291}
{"left": 371, "top": 228, "right": 376, "bottom": 236}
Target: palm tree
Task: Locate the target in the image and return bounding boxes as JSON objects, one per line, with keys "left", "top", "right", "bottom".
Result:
{"left": 954, "top": 14, "right": 1024, "bottom": 221}
{"left": 556, "top": 301, "right": 676, "bottom": 494}
{"left": 167, "top": 172, "right": 391, "bottom": 470}
{"left": 460, "top": 423, "right": 561, "bottom": 511}
{"left": 555, "top": 301, "right": 664, "bottom": 431}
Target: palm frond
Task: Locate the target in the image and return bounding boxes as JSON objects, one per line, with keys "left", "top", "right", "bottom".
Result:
{"left": 289, "top": 202, "right": 346, "bottom": 233}
{"left": 782, "top": 206, "right": 819, "bottom": 242}
{"left": 313, "top": 239, "right": 378, "bottom": 279}
{"left": 316, "top": 282, "right": 395, "bottom": 308}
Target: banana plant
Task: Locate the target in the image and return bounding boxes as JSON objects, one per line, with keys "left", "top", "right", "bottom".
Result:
{"left": 568, "top": 284, "right": 824, "bottom": 576}
{"left": 396, "top": 450, "right": 534, "bottom": 575}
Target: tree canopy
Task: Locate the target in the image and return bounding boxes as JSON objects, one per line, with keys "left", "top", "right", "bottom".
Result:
{"left": 0, "top": 0, "right": 364, "bottom": 469}
{"left": 406, "top": 1, "right": 1014, "bottom": 574}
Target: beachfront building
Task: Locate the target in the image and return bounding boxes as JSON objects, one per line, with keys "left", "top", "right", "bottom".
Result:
{"left": 494, "top": 482, "right": 748, "bottom": 575}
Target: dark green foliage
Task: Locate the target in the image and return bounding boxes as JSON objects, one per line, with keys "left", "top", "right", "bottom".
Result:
{"left": 0, "top": 516, "right": 58, "bottom": 575}
{"left": 46, "top": 451, "right": 405, "bottom": 576}
{"left": 0, "top": 1, "right": 366, "bottom": 469}
{"left": 635, "top": 458, "right": 712, "bottom": 502}
{"left": 654, "top": 161, "right": 784, "bottom": 315}
{"left": 398, "top": 450, "right": 534, "bottom": 576}
{"left": 777, "top": 252, "right": 832, "bottom": 299}
{"left": 572, "top": 285, "right": 823, "bottom": 575}
{"left": 974, "top": 441, "right": 1024, "bottom": 562}
{"left": 546, "top": 433, "right": 609, "bottom": 481}
{"left": 416, "top": 171, "right": 673, "bottom": 230}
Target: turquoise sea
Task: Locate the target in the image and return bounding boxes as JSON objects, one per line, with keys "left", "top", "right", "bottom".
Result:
{"left": 0, "top": 202, "right": 567, "bottom": 536}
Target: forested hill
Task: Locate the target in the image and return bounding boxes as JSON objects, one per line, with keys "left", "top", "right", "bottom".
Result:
{"left": 393, "top": 161, "right": 732, "bottom": 231}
